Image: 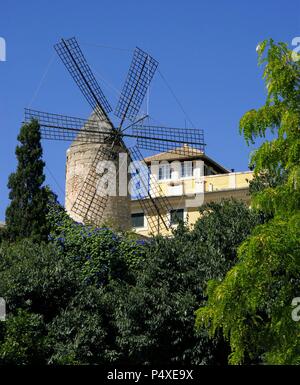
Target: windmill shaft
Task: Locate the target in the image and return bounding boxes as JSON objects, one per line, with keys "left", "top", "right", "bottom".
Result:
{"left": 121, "top": 114, "right": 148, "bottom": 133}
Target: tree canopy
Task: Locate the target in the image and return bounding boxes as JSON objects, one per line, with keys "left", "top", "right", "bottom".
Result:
{"left": 0, "top": 200, "right": 258, "bottom": 364}
{"left": 5, "top": 119, "right": 49, "bottom": 242}
{"left": 196, "top": 39, "right": 300, "bottom": 364}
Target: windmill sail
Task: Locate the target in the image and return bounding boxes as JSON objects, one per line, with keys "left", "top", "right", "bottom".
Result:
{"left": 70, "top": 146, "right": 116, "bottom": 225}
{"left": 26, "top": 39, "right": 204, "bottom": 234}
{"left": 54, "top": 37, "right": 112, "bottom": 122}
{"left": 24, "top": 109, "right": 111, "bottom": 144}
{"left": 133, "top": 124, "right": 205, "bottom": 156}
{"left": 129, "top": 146, "right": 173, "bottom": 234}
{"left": 115, "top": 47, "right": 158, "bottom": 128}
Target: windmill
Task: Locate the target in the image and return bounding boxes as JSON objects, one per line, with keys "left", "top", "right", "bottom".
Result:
{"left": 25, "top": 37, "right": 205, "bottom": 234}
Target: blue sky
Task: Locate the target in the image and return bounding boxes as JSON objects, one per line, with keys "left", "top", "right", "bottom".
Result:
{"left": 0, "top": 0, "right": 299, "bottom": 220}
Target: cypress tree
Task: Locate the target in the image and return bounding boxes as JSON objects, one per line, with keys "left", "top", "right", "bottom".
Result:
{"left": 6, "top": 119, "right": 49, "bottom": 242}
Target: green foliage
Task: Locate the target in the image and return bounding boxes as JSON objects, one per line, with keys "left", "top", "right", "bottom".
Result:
{"left": 6, "top": 119, "right": 49, "bottom": 242}
{"left": 0, "top": 197, "right": 257, "bottom": 365}
{"left": 0, "top": 309, "right": 47, "bottom": 365}
{"left": 0, "top": 205, "right": 148, "bottom": 365}
{"left": 0, "top": 226, "right": 7, "bottom": 243}
{"left": 0, "top": 236, "right": 119, "bottom": 365}
{"left": 47, "top": 286, "right": 116, "bottom": 365}
{"left": 196, "top": 39, "right": 300, "bottom": 364}
{"left": 192, "top": 201, "right": 261, "bottom": 279}
{"left": 196, "top": 213, "right": 300, "bottom": 364}
{"left": 113, "top": 200, "right": 259, "bottom": 365}
{"left": 0, "top": 239, "right": 80, "bottom": 321}
{"left": 240, "top": 39, "right": 300, "bottom": 216}
{"left": 47, "top": 202, "right": 146, "bottom": 286}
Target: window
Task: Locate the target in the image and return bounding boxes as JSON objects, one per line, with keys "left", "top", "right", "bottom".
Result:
{"left": 131, "top": 213, "right": 145, "bottom": 228}
{"left": 170, "top": 209, "right": 184, "bottom": 225}
{"left": 158, "top": 163, "right": 171, "bottom": 180}
{"left": 181, "top": 161, "right": 193, "bottom": 178}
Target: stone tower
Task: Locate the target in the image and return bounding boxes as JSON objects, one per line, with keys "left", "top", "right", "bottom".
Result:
{"left": 65, "top": 112, "right": 131, "bottom": 231}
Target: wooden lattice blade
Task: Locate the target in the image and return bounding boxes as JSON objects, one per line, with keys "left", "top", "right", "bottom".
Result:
{"left": 24, "top": 109, "right": 112, "bottom": 144}
{"left": 115, "top": 47, "right": 158, "bottom": 126}
{"left": 54, "top": 37, "right": 112, "bottom": 122}
{"left": 129, "top": 146, "right": 173, "bottom": 233}
{"left": 132, "top": 124, "right": 206, "bottom": 156}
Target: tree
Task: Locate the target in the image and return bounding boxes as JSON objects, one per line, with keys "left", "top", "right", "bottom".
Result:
{"left": 196, "top": 39, "right": 300, "bottom": 364}
{"left": 0, "top": 238, "right": 80, "bottom": 364}
{"left": 47, "top": 201, "right": 145, "bottom": 286}
{"left": 0, "top": 209, "right": 147, "bottom": 365}
{"left": 113, "top": 200, "right": 259, "bottom": 365}
{"left": 6, "top": 119, "right": 49, "bottom": 242}
{"left": 0, "top": 309, "right": 47, "bottom": 365}
{"left": 0, "top": 200, "right": 258, "bottom": 365}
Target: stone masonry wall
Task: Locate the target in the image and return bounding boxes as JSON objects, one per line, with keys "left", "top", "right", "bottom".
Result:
{"left": 65, "top": 113, "right": 131, "bottom": 231}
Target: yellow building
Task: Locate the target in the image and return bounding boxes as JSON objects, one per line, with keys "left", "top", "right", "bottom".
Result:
{"left": 130, "top": 145, "right": 253, "bottom": 237}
